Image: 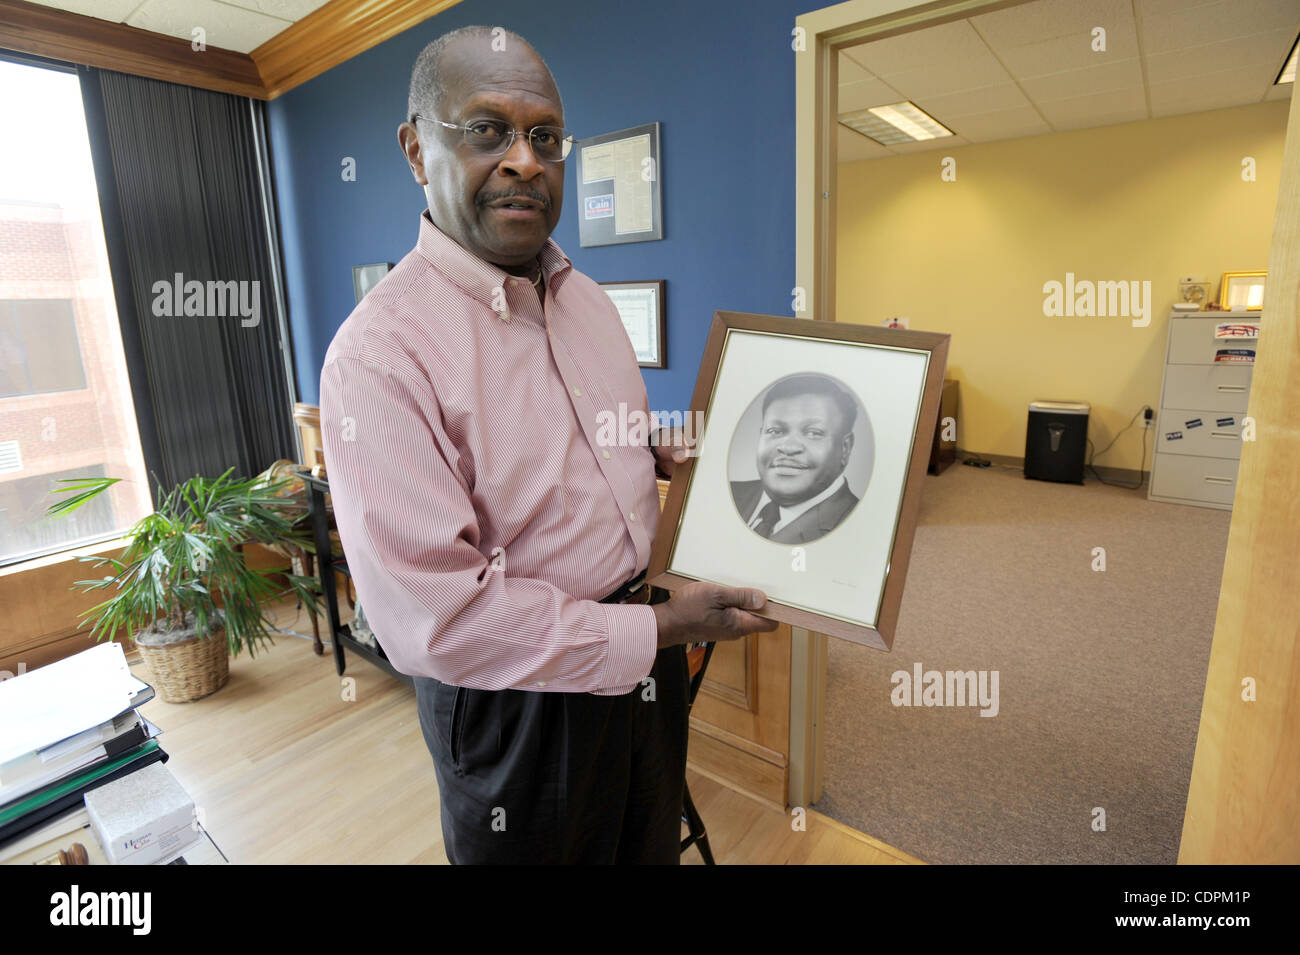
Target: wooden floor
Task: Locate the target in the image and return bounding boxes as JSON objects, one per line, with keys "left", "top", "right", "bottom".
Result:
{"left": 132, "top": 599, "right": 921, "bottom": 865}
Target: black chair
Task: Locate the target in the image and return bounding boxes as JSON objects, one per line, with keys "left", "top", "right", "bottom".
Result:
{"left": 680, "top": 641, "right": 717, "bottom": 864}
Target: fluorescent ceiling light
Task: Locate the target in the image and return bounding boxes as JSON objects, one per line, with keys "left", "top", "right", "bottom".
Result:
{"left": 839, "top": 101, "right": 954, "bottom": 145}
{"left": 1277, "top": 33, "right": 1298, "bottom": 84}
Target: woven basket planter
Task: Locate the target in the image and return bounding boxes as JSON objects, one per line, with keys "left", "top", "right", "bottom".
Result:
{"left": 135, "top": 624, "right": 230, "bottom": 703}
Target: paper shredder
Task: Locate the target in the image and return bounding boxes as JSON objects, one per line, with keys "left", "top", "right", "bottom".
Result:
{"left": 1024, "top": 400, "right": 1089, "bottom": 483}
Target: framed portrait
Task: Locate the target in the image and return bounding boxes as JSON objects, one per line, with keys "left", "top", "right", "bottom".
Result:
{"left": 353, "top": 262, "right": 393, "bottom": 305}
{"left": 648, "top": 311, "right": 950, "bottom": 651}
{"left": 600, "top": 279, "right": 666, "bottom": 368}
{"left": 1219, "top": 270, "right": 1266, "bottom": 311}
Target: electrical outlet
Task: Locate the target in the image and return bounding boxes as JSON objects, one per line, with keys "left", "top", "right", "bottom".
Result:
{"left": 1141, "top": 407, "right": 1154, "bottom": 429}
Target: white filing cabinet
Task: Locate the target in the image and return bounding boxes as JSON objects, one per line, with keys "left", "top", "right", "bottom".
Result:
{"left": 1148, "top": 311, "right": 1259, "bottom": 510}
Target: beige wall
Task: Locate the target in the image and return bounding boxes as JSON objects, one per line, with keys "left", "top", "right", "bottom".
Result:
{"left": 836, "top": 100, "right": 1290, "bottom": 471}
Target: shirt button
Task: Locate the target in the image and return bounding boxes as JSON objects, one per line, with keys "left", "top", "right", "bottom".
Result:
{"left": 629, "top": 511, "right": 637, "bottom": 522}
{"left": 573, "top": 387, "right": 582, "bottom": 397}
{"left": 601, "top": 449, "right": 611, "bottom": 459}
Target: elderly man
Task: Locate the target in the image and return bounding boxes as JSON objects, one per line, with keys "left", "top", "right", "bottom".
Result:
{"left": 319, "top": 25, "right": 777, "bottom": 865}
{"left": 731, "top": 374, "right": 862, "bottom": 544}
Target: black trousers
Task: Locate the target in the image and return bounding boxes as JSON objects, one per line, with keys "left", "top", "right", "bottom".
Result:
{"left": 413, "top": 598, "right": 689, "bottom": 864}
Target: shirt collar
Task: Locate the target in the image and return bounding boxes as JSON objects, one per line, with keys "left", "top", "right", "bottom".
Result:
{"left": 752, "top": 474, "right": 847, "bottom": 525}
{"left": 414, "top": 209, "right": 572, "bottom": 308}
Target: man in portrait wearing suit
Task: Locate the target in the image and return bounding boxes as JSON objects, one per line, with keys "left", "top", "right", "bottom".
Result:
{"left": 731, "top": 374, "right": 861, "bottom": 544}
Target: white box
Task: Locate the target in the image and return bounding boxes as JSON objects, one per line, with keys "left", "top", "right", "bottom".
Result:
{"left": 84, "top": 762, "right": 202, "bottom": 865}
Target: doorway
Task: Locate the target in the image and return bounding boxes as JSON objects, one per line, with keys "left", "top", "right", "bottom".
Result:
{"left": 791, "top": 0, "right": 1300, "bottom": 864}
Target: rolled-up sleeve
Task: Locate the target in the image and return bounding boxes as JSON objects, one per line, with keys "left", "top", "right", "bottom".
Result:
{"left": 319, "top": 354, "right": 658, "bottom": 693}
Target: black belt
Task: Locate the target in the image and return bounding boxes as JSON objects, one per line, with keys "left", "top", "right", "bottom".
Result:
{"left": 599, "top": 571, "right": 650, "bottom": 605}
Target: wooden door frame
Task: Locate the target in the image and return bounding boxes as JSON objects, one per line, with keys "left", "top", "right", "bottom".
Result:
{"left": 1178, "top": 71, "right": 1300, "bottom": 865}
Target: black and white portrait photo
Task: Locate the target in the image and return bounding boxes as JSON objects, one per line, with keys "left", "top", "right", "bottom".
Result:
{"left": 728, "top": 373, "right": 873, "bottom": 544}
{"left": 651, "top": 312, "right": 946, "bottom": 647}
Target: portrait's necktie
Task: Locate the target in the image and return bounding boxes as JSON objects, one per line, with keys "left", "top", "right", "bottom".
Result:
{"left": 752, "top": 500, "right": 782, "bottom": 538}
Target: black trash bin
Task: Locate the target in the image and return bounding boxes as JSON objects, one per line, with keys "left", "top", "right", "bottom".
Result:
{"left": 1024, "top": 400, "right": 1089, "bottom": 483}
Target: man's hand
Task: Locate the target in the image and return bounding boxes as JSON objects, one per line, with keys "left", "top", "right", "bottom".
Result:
{"left": 652, "top": 581, "right": 780, "bottom": 649}
{"left": 650, "top": 426, "right": 693, "bottom": 479}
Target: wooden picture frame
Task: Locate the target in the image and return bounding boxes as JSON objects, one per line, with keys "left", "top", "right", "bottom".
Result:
{"left": 1219, "top": 270, "right": 1266, "bottom": 311}
{"left": 648, "top": 311, "right": 949, "bottom": 650}
{"left": 600, "top": 279, "right": 666, "bottom": 368}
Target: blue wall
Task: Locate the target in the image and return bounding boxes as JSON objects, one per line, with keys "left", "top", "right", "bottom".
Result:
{"left": 269, "top": 0, "right": 812, "bottom": 409}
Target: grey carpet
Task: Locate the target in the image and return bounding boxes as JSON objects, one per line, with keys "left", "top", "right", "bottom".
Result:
{"left": 813, "top": 463, "right": 1231, "bottom": 864}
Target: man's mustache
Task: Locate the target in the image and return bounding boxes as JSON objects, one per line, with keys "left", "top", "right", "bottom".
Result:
{"left": 478, "top": 189, "right": 551, "bottom": 209}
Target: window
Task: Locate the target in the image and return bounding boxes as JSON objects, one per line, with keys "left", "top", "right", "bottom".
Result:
{"left": 0, "top": 299, "right": 87, "bottom": 396}
{"left": 0, "top": 59, "right": 151, "bottom": 565}
{"left": 0, "top": 464, "right": 115, "bottom": 557}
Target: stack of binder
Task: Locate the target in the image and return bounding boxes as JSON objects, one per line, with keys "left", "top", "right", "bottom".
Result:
{"left": 0, "top": 642, "right": 168, "bottom": 848}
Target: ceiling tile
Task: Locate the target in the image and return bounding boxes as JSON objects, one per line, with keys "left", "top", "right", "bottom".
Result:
{"left": 843, "top": 20, "right": 990, "bottom": 75}
{"left": 1137, "top": 0, "right": 1225, "bottom": 16}
{"left": 1138, "top": 0, "right": 1300, "bottom": 55}
{"left": 913, "top": 82, "right": 1032, "bottom": 120}
{"left": 220, "top": 0, "right": 332, "bottom": 18}
{"left": 1145, "top": 31, "right": 1296, "bottom": 85}
{"left": 1148, "top": 91, "right": 1265, "bottom": 117}
{"left": 839, "top": 76, "right": 905, "bottom": 112}
{"left": 839, "top": 50, "right": 872, "bottom": 84}
{"left": 25, "top": 0, "right": 331, "bottom": 29}
{"left": 836, "top": 0, "right": 1299, "bottom": 162}
{"left": 127, "top": 0, "right": 291, "bottom": 54}
{"left": 991, "top": 29, "right": 1141, "bottom": 78}
{"left": 875, "top": 54, "right": 1011, "bottom": 100}
{"left": 1036, "top": 86, "right": 1149, "bottom": 129}
{"left": 1018, "top": 57, "right": 1144, "bottom": 102}
{"left": 1148, "top": 63, "right": 1285, "bottom": 114}
{"left": 973, "top": 0, "right": 1136, "bottom": 44}
{"left": 947, "top": 105, "right": 1054, "bottom": 142}
{"left": 23, "top": 0, "right": 142, "bottom": 19}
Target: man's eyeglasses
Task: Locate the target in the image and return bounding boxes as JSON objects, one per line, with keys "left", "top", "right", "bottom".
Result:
{"left": 412, "top": 115, "right": 574, "bottom": 163}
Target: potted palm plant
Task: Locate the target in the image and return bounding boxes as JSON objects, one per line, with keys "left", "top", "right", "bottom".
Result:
{"left": 46, "top": 466, "right": 324, "bottom": 703}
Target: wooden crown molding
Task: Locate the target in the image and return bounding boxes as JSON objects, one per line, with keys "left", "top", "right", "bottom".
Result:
{"left": 0, "top": 0, "right": 464, "bottom": 100}
{"left": 0, "top": 0, "right": 266, "bottom": 98}
{"left": 252, "top": 0, "right": 462, "bottom": 99}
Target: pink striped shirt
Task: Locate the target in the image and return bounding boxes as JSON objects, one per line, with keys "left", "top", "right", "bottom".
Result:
{"left": 319, "top": 212, "right": 660, "bottom": 695}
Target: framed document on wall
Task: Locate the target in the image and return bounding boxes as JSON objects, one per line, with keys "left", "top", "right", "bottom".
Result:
{"left": 353, "top": 262, "right": 392, "bottom": 304}
{"left": 575, "top": 123, "right": 662, "bottom": 247}
{"left": 648, "top": 311, "right": 950, "bottom": 650}
{"left": 601, "top": 280, "right": 666, "bottom": 368}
